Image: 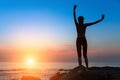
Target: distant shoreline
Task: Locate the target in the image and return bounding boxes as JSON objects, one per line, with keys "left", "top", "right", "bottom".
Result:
{"left": 1, "top": 66, "right": 120, "bottom": 71}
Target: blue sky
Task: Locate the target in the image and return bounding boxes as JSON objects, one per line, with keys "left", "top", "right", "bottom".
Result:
{"left": 0, "top": 0, "right": 120, "bottom": 63}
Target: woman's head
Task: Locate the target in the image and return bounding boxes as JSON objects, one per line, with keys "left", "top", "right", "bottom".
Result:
{"left": 78, "top": 16, "right": 84, "bottom": 23}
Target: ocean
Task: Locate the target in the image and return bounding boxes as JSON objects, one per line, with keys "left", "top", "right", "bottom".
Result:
{"left": 0, "top": 62, "right": 120, "bottom": 80}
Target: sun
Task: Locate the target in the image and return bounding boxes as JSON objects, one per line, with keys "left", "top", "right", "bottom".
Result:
{"left": 25, "top": 57, "right": 36, "bottom": 68}
{"left": 27, "top": 58, "right": 34, "bottom": 65}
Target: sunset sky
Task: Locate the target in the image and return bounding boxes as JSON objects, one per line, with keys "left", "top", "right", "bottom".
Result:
{"left": 0, "top": 0, "right": 120, "bottom": 64}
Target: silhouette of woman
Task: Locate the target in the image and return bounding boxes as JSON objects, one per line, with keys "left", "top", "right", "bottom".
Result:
{"left": 73, "top": 5, "right": 104, "bottom": 68}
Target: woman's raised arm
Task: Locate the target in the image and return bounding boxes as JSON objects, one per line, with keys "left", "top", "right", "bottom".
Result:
{"left": 85, "top": 14, "right": 105, "bottom": 26}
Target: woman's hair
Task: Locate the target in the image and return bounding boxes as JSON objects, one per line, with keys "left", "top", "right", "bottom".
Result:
{"left": 78, "top": 16, "right": 84, "bottom": 21}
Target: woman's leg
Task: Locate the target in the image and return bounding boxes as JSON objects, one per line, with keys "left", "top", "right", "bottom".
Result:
{"left": 83, "top": 38, "right": 88, "bottom": 68}
{"left": 76, "top": 38, "right": 82, "bottom": 67}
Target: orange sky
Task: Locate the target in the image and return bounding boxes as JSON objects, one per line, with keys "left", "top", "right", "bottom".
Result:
{"left": 1, "top": 41, "right": 120, "bottom": 63}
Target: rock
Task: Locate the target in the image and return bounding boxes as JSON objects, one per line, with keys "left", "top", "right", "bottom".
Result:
{"left": 21, "top": 76, "right": 41, "bottom": 80}
{"left": 50, "top": 66, "right": 120, "bottom": 80}
{"left": 60, "top": 65, "right": 112, "bottom": 80}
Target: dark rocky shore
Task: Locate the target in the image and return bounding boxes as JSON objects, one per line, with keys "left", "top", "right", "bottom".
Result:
{"left": 50, "top": 66, "right": 120, "bottom": 80}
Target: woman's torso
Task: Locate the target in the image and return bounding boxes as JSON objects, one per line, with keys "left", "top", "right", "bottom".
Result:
{"left": 76, "top": 24, "right": 87, "bottom": 38}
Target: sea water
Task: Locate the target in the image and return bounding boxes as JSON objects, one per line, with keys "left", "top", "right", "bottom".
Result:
{"left": 0, "top": 62, "right": 120, "bottom": 80}
{"left": 0, "top": 62, "right": 77, "bottom": 80}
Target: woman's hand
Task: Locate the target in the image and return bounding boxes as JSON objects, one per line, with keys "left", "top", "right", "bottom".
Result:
{"left": 74, "top": 5, "right": 77, "bottom": 10}
{"left": 101, "top": 14, "right": 105, "bottom": 20}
